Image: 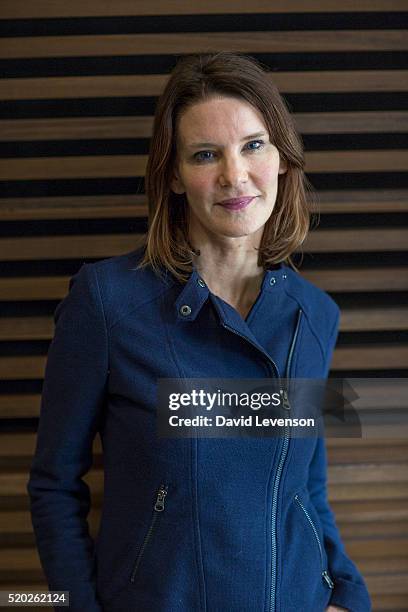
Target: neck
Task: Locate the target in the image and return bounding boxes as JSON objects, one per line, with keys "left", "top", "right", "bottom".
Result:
{"left": 191, "top": 235, "right": 265, "bottom": 319}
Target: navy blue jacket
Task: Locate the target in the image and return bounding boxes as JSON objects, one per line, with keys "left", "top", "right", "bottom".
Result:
{"left": 27, "top": 248, "right": 371, "bottom": 612}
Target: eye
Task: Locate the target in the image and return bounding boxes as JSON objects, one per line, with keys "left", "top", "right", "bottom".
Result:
{"left": 246, "top": 139, "right": 265, "bottom": 151}
{"left": 194, "top": 150, "right": 215, "bottom": 163}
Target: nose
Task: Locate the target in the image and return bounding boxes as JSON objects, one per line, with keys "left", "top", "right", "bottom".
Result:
{"left": 218, "top": 153, "right": 248, "bottom": 188}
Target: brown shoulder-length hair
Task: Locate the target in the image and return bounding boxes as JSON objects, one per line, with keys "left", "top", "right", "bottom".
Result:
{"left": 138, "top": 51, "right": 314, "bottom": 282}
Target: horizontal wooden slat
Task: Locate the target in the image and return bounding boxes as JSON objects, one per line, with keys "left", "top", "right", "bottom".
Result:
{"left": 0, "top": 116, "right": 153, "bottom": 140}
{"left": 0, "top": 234, "right": 144, "bottom": 261}
{"left": 1, "top": 0, "right": 405, "bottom": 18}
{"left": 1, "top": 440, "right": 405, "bottom": 486}
{"left": 371, "top": 594, "right": 408, "bottom": 611}
{"left": 1, "top": 191, "right": 407, "bottom": 222}
{"left": 303, "top": 267, "right": 408, "bottom": 292}
{"left": 0, "top": 538, "right": 405, "bottom": 579}
{"left": 0, "top": 266, "right": 407, "bottom": 301}
{"left": 340, "top": 307, "right": 408, "bottom": 331}
{"left": 329, "top": 443, "right": 408, "bottom": 465}
{"left": 306, "top": 150, "right": 408, "bottom": 172}
{"left": 2, "top": 435, "right": 406, "bottom": 484}
{"left": 0, "top": 357, "right": 45, "bottom": 380}
{"left": 344, "top": 558, "right": 408, "bottom": 576}
{"left": 0, "top": 584, "right": 48, "bottom": 596}
{"left": 329, "top": 423, "right": 408, "bottom": 440}
{"left": 296, "top": 111, "right": 408, "bottom": 134}
{"left": 0, "top": 155, "right": 148, "bottom": 180}
{"left": 3, "top": 564, "right": 408, "bottom": 608}
{"left": 0, "top": 194, "right": 147, "bottom": 219}
{"left": 1, "top": 112, "right": 407, "bottom": 144}
{"left": 0, "top": 75, "right": 164, "bottom": 100}
{"left": 0, "top": 508, "right": 101, "bottom": 536}
{"left": 346, "top": 538, "right": 408, "bottom": 563}
{"left": 316, "top": 189, "right": 408, "bottom": 213}
{"left": 0, "top": 116, "right": 155, "bottom": 140}
{"left": 2, "top": 31, "right": 407, "bottom": 60}
{"left": 2, "top": 513, "right": 408, "bottom": 543}
{"left": 0, "top": 436, "right": 85, "bottom": 459}
{"left": 365, "top": 574, "right": 408, "bottom": 596}
{"left": 328, "top": 438, "right": 408, "bottom": 448}
{"left": 0, "top": 548, "right": 42, "bottom": 572}
{"left": 3, "top": 517, "right": 408, "bottom": 546}
{"left": 328, "top": 463, "right": 408, "bottom": 484}
{"left": 0, "top": 394, "right": 40, "bottom": 419}
{"left": 0, "top": 276, "right": 69, "bottom": 300}
{"left": 4, "top": 393, "right": 407, "bottom": 425}
{"left": 2, "top": 71, "right": 407, "bottom": 101}
{"left": 1, "top": 499, "right": 407, "bottom": 534}
{"left": 1, "top": 150, "right": 407, "bottom": 181}
{"left": 340, "top": 520, "right": 408, "bottom": 538}
{"left": 0, "top": 470, "right": 102, "bottom": 497}
{"left": 1, "top": 468, "right": 407, "bottom": 500}
{"left": 1, "top": 347, "right": 406, "bottom": 379}
{"left": 0, "top": 317, "right": 53, "bottom": 340}
{"left": 305, "top": 228, "right": 408, "bottom": 252}
{"left": 0, "top": 433, "right": 101, "bottom": 457}
{"left": 332, "top": 498, "right": 408, "bottom": 522}
{"left": 0, "top": 230, "right": 406, "bottom": 262}
{"left": 1, "top": 306, "right": 406, "bottom": 340}
{"left": 0, "top": 334, "right": 406, "bottom": 388}
{"left": 332, "top": 345, "right": 408, "bottom": 370}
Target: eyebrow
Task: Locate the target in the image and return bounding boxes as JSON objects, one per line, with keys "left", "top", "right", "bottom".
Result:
{"left": 186, "top": 131, "right": 268, "bottom": 149}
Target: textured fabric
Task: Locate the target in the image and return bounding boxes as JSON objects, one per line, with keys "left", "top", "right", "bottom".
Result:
{"left": 27, "top": 247, "right": 371, "bottom": 612}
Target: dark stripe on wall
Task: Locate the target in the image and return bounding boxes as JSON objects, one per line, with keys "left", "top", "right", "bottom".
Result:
{"left": 1, "top": 52, "right": 408, "bottom": 79}
{"left": 1, "top": 12, "right": 408, "bottom": 37}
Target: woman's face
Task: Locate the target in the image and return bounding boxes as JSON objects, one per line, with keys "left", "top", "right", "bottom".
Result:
{"left": 171, "top": 96, "right": 287, "bottom": 244}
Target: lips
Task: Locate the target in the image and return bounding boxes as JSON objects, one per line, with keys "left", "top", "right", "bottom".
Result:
{"left": 217, "top": 196, "right": 256, "bottom": 211}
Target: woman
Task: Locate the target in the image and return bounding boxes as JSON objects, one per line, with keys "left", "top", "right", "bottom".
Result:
{"left": 28, "top": 52, "right": 371, "bottom": 611}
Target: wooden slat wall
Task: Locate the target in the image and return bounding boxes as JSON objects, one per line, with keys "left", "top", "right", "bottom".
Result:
{"left": 0, "top": 3, "right": 407, "bottom": 610}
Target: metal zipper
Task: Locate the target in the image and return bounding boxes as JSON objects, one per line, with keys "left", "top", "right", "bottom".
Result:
{"left": 269, "top": 308, "right": 303, "bottom": 612}
{"left": 294, "top": 493, "right": 335, "bottom": 589}
{"left": 221, "top": 307, "right": 303, "bottom": 611}
{"left": 130, "top": 484, "right": 168, "bottom": 584}
{"left": 220, "top": 322, "right": 280, "bottom": 379}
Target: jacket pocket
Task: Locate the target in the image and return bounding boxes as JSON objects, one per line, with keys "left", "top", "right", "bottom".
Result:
{"left": 130, "top": 483, "right": 168, "bottom": 584}
{"left": 294, "top": 492, "right": 335, "bottom": 590}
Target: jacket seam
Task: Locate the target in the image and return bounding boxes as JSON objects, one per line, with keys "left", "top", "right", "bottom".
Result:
{"left": 88, "top": 263, "right": 110, "bottom": 374}
{"left": 274, "top": 308, "right": 303, "bottom": 612}
{"left": 107, "top": 285, "right": 176, "bottom": 332}
{"left": 282, "top": 286, "right": 326, "bottom": 362}
{"left": 324, "top": 309, "right": 341, "bottom": 363}
{"left": 191, "top": 438, "right": 207, "bottom": 612}
{"left": 162, "top": 299, "right": 207, "bottom": 611}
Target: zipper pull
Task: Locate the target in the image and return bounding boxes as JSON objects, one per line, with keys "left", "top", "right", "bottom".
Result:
{"left": 322, "top": 570, "right": 335, "bottom": 589}
{"left": 280, "top": 388, "right": 291, "bottom": 411}
{"left": 154, "top": 484, "right": 168, "bottom": 512}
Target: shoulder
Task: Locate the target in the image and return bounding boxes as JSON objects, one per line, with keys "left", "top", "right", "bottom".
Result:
{"left": 282, "top": 265, "right": 340, "bottom": 353}
{"left": 72, "top": 247, "right": 175, "bottom": 327}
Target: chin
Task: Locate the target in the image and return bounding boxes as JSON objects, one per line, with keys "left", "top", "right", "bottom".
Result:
{"left": 215, "top": 223, "right": 265, "bottom": 238}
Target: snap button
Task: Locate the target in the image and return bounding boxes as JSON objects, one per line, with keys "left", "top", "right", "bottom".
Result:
{"left": 269, "top": 276, "right": 276, "bottom": 286}
{"left": 180, "top": 304, "right": 192, "bottom": 316}
{"left": 282, "top": 274, "right": 287, "bottom": 280}
{"left": 197, "top": 278, "right": 206, "bottom": 288}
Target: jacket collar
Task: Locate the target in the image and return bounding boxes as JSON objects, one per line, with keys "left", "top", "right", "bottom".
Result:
{"left": 174, "top": 262, "right": 288, "bottom": 323}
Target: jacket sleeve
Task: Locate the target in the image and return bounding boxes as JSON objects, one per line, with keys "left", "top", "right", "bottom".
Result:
{"left": 308, "top": 307, "right": 372, "bottom": 612}
{"left": 27, "top": 263, "right": 108, "bottom": 611}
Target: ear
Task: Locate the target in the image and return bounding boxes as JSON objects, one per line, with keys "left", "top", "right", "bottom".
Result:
{"left": 170, "top": 167, "right": 185, "bottom": 195}
{"left": 278, "top": 158, "right": 288, "bottom": 175}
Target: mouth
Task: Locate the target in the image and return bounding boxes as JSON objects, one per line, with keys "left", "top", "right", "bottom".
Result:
{"left": 216, "top": 196, "right": 256, "bottom": 211}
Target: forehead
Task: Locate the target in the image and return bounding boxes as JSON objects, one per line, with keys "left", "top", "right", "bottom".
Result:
{"left": 176, "top": 96, "right": 267, "bottom": 146}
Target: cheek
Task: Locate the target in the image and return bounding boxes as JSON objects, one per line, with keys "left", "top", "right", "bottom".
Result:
{"left": 185, "top": 171, "right": 214, "bottom": 198}
{"left": 254, "top": 157, "right": 281, "bottom": 185}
